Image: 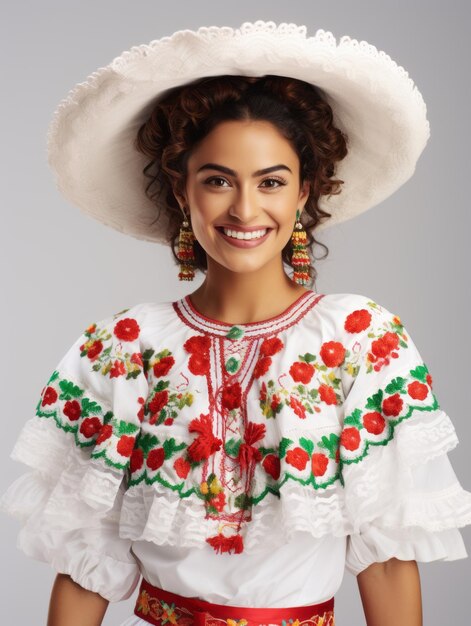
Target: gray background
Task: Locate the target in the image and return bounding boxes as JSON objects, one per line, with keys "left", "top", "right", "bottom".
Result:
{"left": 1, "top": 1, "right": 470, "bottom": 624}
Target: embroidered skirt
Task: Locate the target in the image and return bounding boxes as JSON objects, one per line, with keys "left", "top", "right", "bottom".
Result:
{"left": 134, "top": 578, "right": 335, "bottom": 626}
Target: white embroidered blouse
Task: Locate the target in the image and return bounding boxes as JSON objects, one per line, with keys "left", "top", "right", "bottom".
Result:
{"left": 1, "top": 291, "right": 470, "bottom": 618}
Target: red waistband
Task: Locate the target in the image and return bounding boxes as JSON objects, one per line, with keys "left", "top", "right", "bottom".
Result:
{"left": 134, "top": 577, "right": 335, "bottom": 626}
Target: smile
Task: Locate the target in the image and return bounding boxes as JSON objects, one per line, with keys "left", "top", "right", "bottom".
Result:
{"left": 215, "top": 226, "right": 272, "bottom": 248}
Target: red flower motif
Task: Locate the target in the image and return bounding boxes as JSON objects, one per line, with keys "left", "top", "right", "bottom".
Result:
{"left": 426, "top": 373, "right": 433, "bottom": 388}
{"left": 319, "top": 341, "right": 346, "bottom": 368}
{"left": 289, "top": 361, "right": 315, "bottom": 384}
{"left": 319, "top": 384, "right": 337, "bottom": 405}
{"left": 147, "top": 447, "right": 165, "bottom": 471}
{"left": 85, "top": 323, "right": 97, "bottom": 334}
{"left": 110, "top": 359, "right": 127, "bottom": 378}
{"left": 221, "top": 382, "right": 242, "bottom": 410}
{"left": 130, "top": 448, "right": 144, "bottom": 473}
{"left": 174, "top": 456, "right": 191, "bottom": 479}
{"left": 253, "top": 356, "right": 272, "bottom": 378}
{"left": 290, "top": 395, "right": 306, "bottom": 419}
{"left": 260, "top": 337, "right": 284, "bottom": 357}
{"left": 117, "top": 434, "right": 136, "bottom": 457}
{"left": 130, "top": 352, "right": 143, "bottom": 368}
{"left": 371, "top": 332, "right": 399, "bottom": 359}
{"left": 270, "top": 393, "right": 281, "bottom": 412}
{"left": 260, "top": 381, "right": 267, "bottom": 402}
{"left": 80, "top": 417, "right": 102, "bottom": 439}
{"left": 340, "top": 427, "right": 361, "bottom": 451}
{"left": 187, "top": 413, "right": 222, "bottom": 462}
{"left": 86, "top": 340, "right": 103, "bottom": 361}
{"left": 286, "top": 446, "right": 310, "bottom": 470}
{"left": 188, "top": 353, "right": 210, "bottom": 376}
{"left": 63, "top": 399, "right": 81, "bottom": 421}
{"left": 382, "top": 393, "right": 403, "bottom": 417}
{"left": 137, "top": 397, "right": 145, "bottom": 422}
{"left": 362, "top": 411, "right": 386, "bottom": 434}
{"left": 184, "top": 335, "right": 211, "bottom": 355}
{"left": 153, "top": 355, "right": 175, "bottom": 377}
{"left": 96, "top": 424, "right": 113, "bottom": 444}
{"left": 262, "top": 454, "right": 281, "bottom": 480}
{"left": 149, "top": 390, "right": 169, "bottom": 424}
{"left": 407, "top": 381, "right": 429, "bottom": 401}
{"left": 114, "top": 318, "right": 140, "bottom": 342}
{"left": 164, "top": 417, "right": 174, "bottom": 425}
{"left": 311, "top": 453, "right": 329, "bottom": 477}
{"left": 209, "top": 492, "right": 226, "bottom": 512}
{"left": 42, "top": 386, "right": 58, "bottom": 406}
{"left": 344, "top": 309, "right": 372, "bottom": 333}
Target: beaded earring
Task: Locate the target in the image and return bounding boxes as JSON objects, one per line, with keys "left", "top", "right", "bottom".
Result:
{"left": 290, "top": 209, "right": 311, "bottom": 285}
{"left": 177, "top": 208, "right": 196, "bottom": 281}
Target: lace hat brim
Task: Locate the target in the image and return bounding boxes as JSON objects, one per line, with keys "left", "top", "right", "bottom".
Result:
{"left": 46, "top": 21, "right": 430, "bottom": 245}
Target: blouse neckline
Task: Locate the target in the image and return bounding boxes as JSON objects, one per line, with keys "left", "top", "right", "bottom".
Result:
{"left": 172, "top": 289, "right": 324, "bottom": 339}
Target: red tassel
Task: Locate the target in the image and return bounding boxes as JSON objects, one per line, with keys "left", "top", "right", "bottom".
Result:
{"left": 206, "top": 532, "right": 244, "bottom": 554}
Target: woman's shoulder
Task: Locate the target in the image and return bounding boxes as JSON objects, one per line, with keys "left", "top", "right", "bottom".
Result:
{"left": 314, "top": 291, "right": 399, "bottom": 330}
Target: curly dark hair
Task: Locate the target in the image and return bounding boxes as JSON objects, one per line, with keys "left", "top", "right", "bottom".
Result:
{"left": 134, "top": 74, "right": 348, "bottom": 287}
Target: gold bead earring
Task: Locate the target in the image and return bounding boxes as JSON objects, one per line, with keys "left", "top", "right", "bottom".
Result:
{"left": 177, "top": 207, "right": 196, "bottom": 281}
{"left": 290, "top": 209, "right": 311, "bottom": 285}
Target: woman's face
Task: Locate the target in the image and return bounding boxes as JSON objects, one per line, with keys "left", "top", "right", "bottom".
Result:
{"left": 181, "top": 119, "right": 310, "bottom": 276}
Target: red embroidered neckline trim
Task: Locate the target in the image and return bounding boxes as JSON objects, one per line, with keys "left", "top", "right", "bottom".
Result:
{"left": 173, "top": 290, "right": 324, "bottom": 338}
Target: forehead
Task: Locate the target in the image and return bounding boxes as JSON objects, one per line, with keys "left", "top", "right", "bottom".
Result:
{"left": 187, "top": 119, "right": 299, "bottom": 169}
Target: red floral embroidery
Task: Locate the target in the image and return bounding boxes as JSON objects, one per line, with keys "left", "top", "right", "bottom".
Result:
{"left": 253, "top": 356, "right": 272, "bottom": 379}
{"left": 290, "top": 395, "right": 307, "bottom": 419}
{"left": 206, "top": 532, "right": 244, "bottom": 554}
{"left": 382, "top": 393, "right": 404, "bottom": 417}
{"left": 153, "top": 355, "right": 175, "bottom": 377}
{"left": 63, "top": 399, "right": 81, "bottom": 421}
{"left": 319, "top": 384, "right": 338, "bottom": 405}
{"left": 42, "top": 386, "right": 58, "bottom": 406}
{"left": 83, "top": 340, "right": 103, "bottom": 361}
{"left": 174, "top": 456, "right": 191, "bottom": 479}
{"left": 221, "top": 382, "right": 242, "bottom": 410}
{"left": 289, "top": 361, "right": 315, "bottom": 383}
{"left": 286, "top": 446, "right": 310, "bottom": 470}
{"left": 362, "top": 411, "right": 386, "bottom": 434}
{"left": 149, "top": 390, "right": 169, "bottom": 424}
{"left": 238, "top": 421, "right": 265, "bottom": 471}
{"left": 340, "top": 427, "right": 361, "bottom": 451}
{"left": 80, "top": 417, "right": 102, "bottom": 439}
{"left": 130, "top": 448, "right": 144, "bottom": 472}
{"left": 147, "top": 447, "right": 165, "bottom": 470}
{"left": 117, "top": 435, "right": 136, "bottom": 457}
{"left": 187, "top": 413, "right": 222, "bottom": 462}
{"left": 319, "top": 341, "right": 346, "bottom": 367}
{"left": 96, "top": 424, "right": 113, "bottom": 444}
{"left": 407, "top": 380, "right": 429, "bottom": 400}
{"left": 110, "top": 359, "right": 127, "bottom": 378}
{"left": 260, "top": 337, "right": 284, "bottom": 357}
{"left": 344, "top": 308, "right": 372, "bottom": 333}
{"left": 311, "top": 452, "right": 329, "bottom": 476}
{"left": 262, "top": 454, "right": 281, "bottom": 479}
{"left": 114, "top": 317, "right": 140, "bottom": 342}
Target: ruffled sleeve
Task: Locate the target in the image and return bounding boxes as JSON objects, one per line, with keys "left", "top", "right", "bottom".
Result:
{"left": 340, "top": 297, "right": 471, "bottom": 576}
{"left": 0, "top": 307, "right": 148, "bottom": 601}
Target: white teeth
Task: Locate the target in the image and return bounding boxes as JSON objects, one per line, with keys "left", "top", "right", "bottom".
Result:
{"left": 222, "top": 228, "right": 268, "bottom": 240}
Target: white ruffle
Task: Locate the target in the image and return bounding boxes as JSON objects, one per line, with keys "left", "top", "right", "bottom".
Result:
{"left": 0, "top": 416, "right": 140, "bottom": 602}
{"left": 119, "top": 407, "right": 471, "bottom": 560}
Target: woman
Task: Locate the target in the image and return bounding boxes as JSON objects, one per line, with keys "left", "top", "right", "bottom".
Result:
{"left": 2, "top": 21, "right": 470, "bottom": 626}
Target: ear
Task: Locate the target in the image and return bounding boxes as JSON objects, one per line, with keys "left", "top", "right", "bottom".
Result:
{"left": 298, "top": 180, "right": 310, "bottom": 209}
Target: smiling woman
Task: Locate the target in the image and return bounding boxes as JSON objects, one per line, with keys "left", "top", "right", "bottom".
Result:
{"left": 2, "top": 21, "right": 470, "bottom": 626}
{"left": 134, "top": 74, "right": 349, "bottom": 292}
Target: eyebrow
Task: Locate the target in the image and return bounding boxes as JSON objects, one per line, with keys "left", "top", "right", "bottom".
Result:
{"left": 196, "top": 163, "right": 293, "bottom": 177}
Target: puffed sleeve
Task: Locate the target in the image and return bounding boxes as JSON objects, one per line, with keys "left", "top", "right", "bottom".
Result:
{"left": 340, "top": 296, "right": 471, "bottom": 576}
{"left": 0, "top": 306, "right": 148, "bottom": 601}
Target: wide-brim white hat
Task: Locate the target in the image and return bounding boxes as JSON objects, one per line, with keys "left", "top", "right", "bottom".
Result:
{"left": 47, "top": 20, "right": 430, "bottom": 245}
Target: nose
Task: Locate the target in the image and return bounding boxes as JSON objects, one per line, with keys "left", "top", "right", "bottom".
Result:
{"left": 228, "top": 184, "right": 260, "bottom": 223}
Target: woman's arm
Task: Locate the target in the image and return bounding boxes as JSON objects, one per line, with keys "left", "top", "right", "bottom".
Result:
{"left": 47, "top": 573, "right": 109, "bottom": 626}
{"left": 356, "top": 558, "right": 423, "bottom": 626}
